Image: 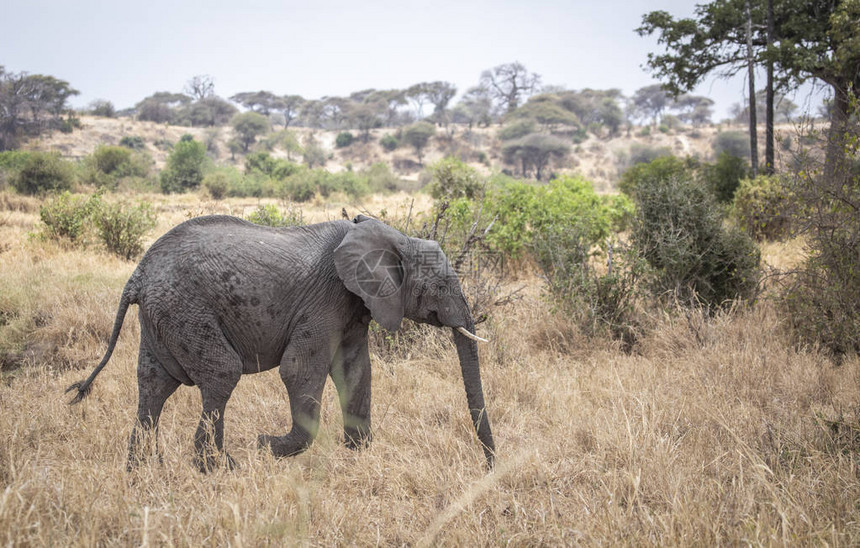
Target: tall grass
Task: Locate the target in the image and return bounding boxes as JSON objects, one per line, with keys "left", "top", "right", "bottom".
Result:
{"left": 1, "top": 193, "right": 859, "bottom": 544}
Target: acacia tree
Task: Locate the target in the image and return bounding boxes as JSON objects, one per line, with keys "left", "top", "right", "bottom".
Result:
{"left": 0, "top": 67, "right": 79, "bottom": 150}
{"left": 321, "top": 97, "right": 349, "bottom": 130}
{"left": 424, "top": 81, "right": 457, "bottom": 125}
{"left": 502, "top": 133, "right": 571, "bottom": 181}
{"left": 480, "top": 62, "right": 542, "bottom": 115}
{"left": 366, "top": 89, "right": 407, "bottom": 127}
{"left": 279, "top": 95, "right": 305, "bottom": 128}
{"left": 135, "top": 92, "right": 191, "bottom": 123}
{"left": 402, "top": 121, "right": 436, "bottom": 164}
{"left": 773, "top": 0, "right": 860, "bottom": 184}
{"left": 508, "top": 95, "right": 579, "bottom": 132}
{"left": 451, "top": 86, "right": 494, "bottom": 131}
{"left": 556, "top": 89, "right": 625, "bottom": 136}
{"left": 231, "top": 111, "right": 270, "bottom": 152}
{"left": 672, "top": 94, "right": 715, "bottom": 126}
{"left": 638, "top": 1, "right": 769, "bottom": 174}
{"left": 350, "top": 100, "right": 386, "bottom": 142}
{"left": 631, "top": 84, "right": 671, "bottom": 126}
{"left": 230, "top": 91, "right": 284, "bottom": 115}
{"left": 299, "top": 100, "right": 325, "bottom": 129}
{"left": 184, "top": 75, "right": 215, "bottom": 101}
{"left": 406, "top": 83, "right": 430, "bottom": 119}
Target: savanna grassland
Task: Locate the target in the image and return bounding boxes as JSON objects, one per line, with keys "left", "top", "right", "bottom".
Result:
{"left": 1, "top": 182, "right": 860, "bottom": 546}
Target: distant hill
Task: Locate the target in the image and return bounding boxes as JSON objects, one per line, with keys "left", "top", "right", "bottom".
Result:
{"left": 24, "top": 116, "right": 797, "bottom": 193}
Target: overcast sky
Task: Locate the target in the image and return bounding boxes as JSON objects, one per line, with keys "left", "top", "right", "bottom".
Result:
{"left": 2, "top": 0, "right": 827, "bottom": 119}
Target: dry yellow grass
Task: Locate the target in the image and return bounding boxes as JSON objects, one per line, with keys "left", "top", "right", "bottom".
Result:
{"left": 2, "top": 191, "right": 859, "bottom": 545}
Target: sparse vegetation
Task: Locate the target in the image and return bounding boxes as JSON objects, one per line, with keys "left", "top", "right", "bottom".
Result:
{"left": 245, "top": 203, "right": 304, "bottom": 227}
{"left": 10, "top": 151, "right": 75, "bottom": 195}
{"left": 1, "top": 51, "right": 859, "bottom": 546}
{"left": 732, "top": 174, "right": 793, "bottom": 241}
{"left": 93, "top": 200, "right": 157, "bottom": 260}
{"left": 159, "top": 135, "right": 207, "bottom": 193}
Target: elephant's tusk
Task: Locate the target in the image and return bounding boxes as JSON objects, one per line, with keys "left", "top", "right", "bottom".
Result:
{"left": 456, "top": 326, "right": 489, "bottom": 343}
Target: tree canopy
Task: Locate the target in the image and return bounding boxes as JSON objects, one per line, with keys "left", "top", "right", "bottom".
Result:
{"left": 0, "top": 67, "right": 79, "bottom": 150}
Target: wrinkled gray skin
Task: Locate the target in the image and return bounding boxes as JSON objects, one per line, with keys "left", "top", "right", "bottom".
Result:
{"left": 68, "top": 215, "right": 494, "bottom": 472}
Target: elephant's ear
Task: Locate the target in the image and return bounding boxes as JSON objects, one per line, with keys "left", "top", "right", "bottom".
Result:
{"left": 334, "top": 220, "right": 408, "bottom": 331}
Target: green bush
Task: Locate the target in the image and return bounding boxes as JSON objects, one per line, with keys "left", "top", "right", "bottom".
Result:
{"left": 302, "top": 142, "right": 328, "bottom": 168}
{"left": 571, "top": 127, "right": 589, "bottom": 144}
{"left": 330, "top": 171, "right": 369, "bottom": 199}
{"left": 229, "top": 172, "right": 278, "bottom": 198}
{"left": 703, "top": 152, "right": 748, "bottom": 203}
{"left": 380, "top": 134, "right": 399, "bottom": 151}
{"left": 89, "top": 100, "right": 116, "bottom": 118}
{"left": 732, "top": 175, "right": 793, "bottom": 241}
{"left": 159, "top": 137, "right": 207, "bottom": 193}
{"left": 600, "top": 193, "right": 635, "bottom": 233}
{"left": 38, "top": 191, "right": 102, "bottom": 242}
{"left": 119, "top": 135, "right": 146, "bottom": 150}
{"left": 779, "top": 110, "right": 860, "bottom": 357}
{"left": 335, "top": 132, "right": 355, "bottom": 148}
{"left": 83, "top": 145, "right": 151, "bottom": 189}
{"left": 244, "top": 150, "right": 278, "bottom": 175}
{"left": 203, "top": 171, "right": 230, "bottom": 200}
{"left": 428, "top": 157, "right": 483, "bottom": 200}
{"left": 11, "top": 152, "right": 75, "bottom": 195}
{"left": 627, "top": 143, "right": 672, "bottom": 167}
{"left": 363, "top": 162, "right": 402, "bottom": 193}
{"left": 0, "top": 150, "right": 33, "bottom": 171}
{"left": 534, "top": 231, "right": 644, "bottom": 347}
{"left": 94, "top": 200, "right": 157, "bottom": 260}
{"left": 0, "top": 151, "right": 31, "bottom": 190}
{"left": 244, "top": 151, "right": 301, "bottom": 181}
{"left": 619, "top": 155, "right": 695, "bottom": 197}
{"left": 631, "top": 173, "right": 760, "bottom": 307}
{"left": 282, "top": 173, "right": 317, "bottom": 202}
{"left": 497, "top": 119, "right": 536, "bottom": 141}
{"left": 484, "top": 174, "right": 641, "bottom": 345}
{"left": 486, "top": 175, "right": 614, "bottom": 259}
{"left": 93, "top": 146, "right": 133, "bottom": 176}
{"left": 245, "top": 204, "right": 304, "bottom": 227}
{"left": 712, "top": 131, "right": 750, "bottom": 159}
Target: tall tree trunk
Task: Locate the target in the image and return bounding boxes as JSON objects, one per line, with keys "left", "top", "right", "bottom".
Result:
{"left": 765, "top": 0, "right": 775, "bottom": 175}
{"left": 825, "top": 80, "right": 852, "bottom": 187}
{"left": 746, "top": 0, "right": 759, "bottom": 177}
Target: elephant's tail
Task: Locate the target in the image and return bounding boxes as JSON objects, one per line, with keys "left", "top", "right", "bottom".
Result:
{"left": 66, "top": 279, "right": 139, "bottom": 404}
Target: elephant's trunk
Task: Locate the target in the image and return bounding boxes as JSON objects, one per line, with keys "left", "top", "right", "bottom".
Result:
{"left": 452, "top": 320, "right": 495, "bottom": 469}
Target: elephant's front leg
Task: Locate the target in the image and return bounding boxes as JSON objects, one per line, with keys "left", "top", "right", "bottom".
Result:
{"left": 330, "top": 326, "right": 372, "bottom": 450}
{"left": 258, "top": 343, "right": 331, "bottom": 458}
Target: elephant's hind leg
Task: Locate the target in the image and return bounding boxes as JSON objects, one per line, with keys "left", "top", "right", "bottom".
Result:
{"left": 181, "top": 323, "right": 244, "bottom": 473}
{"left": 128, "top": 345, "right": 181, "bottom": 470}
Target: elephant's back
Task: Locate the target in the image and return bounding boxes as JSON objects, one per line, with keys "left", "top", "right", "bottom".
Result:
{"left": 134, "top": 215, "right": 351, "bottom": 298}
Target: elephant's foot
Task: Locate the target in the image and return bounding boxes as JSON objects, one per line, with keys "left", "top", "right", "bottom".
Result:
{"left": 343, "top": 426, "right": 372, "bottom": 450}
{"left": 257, "top": 433, "right": 311, "bottom": 458}
{"left": 193, "top": 450, "right": 237, "bottom": 474}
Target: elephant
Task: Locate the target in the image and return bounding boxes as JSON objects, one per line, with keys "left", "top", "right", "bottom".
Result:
{"left": 67, "top": 214, "right": 495, "bottom": 471}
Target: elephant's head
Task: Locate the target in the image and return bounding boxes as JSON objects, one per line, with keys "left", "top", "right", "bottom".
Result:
{"left": 334, "top": 216, "right": 495, "bottom": 467}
